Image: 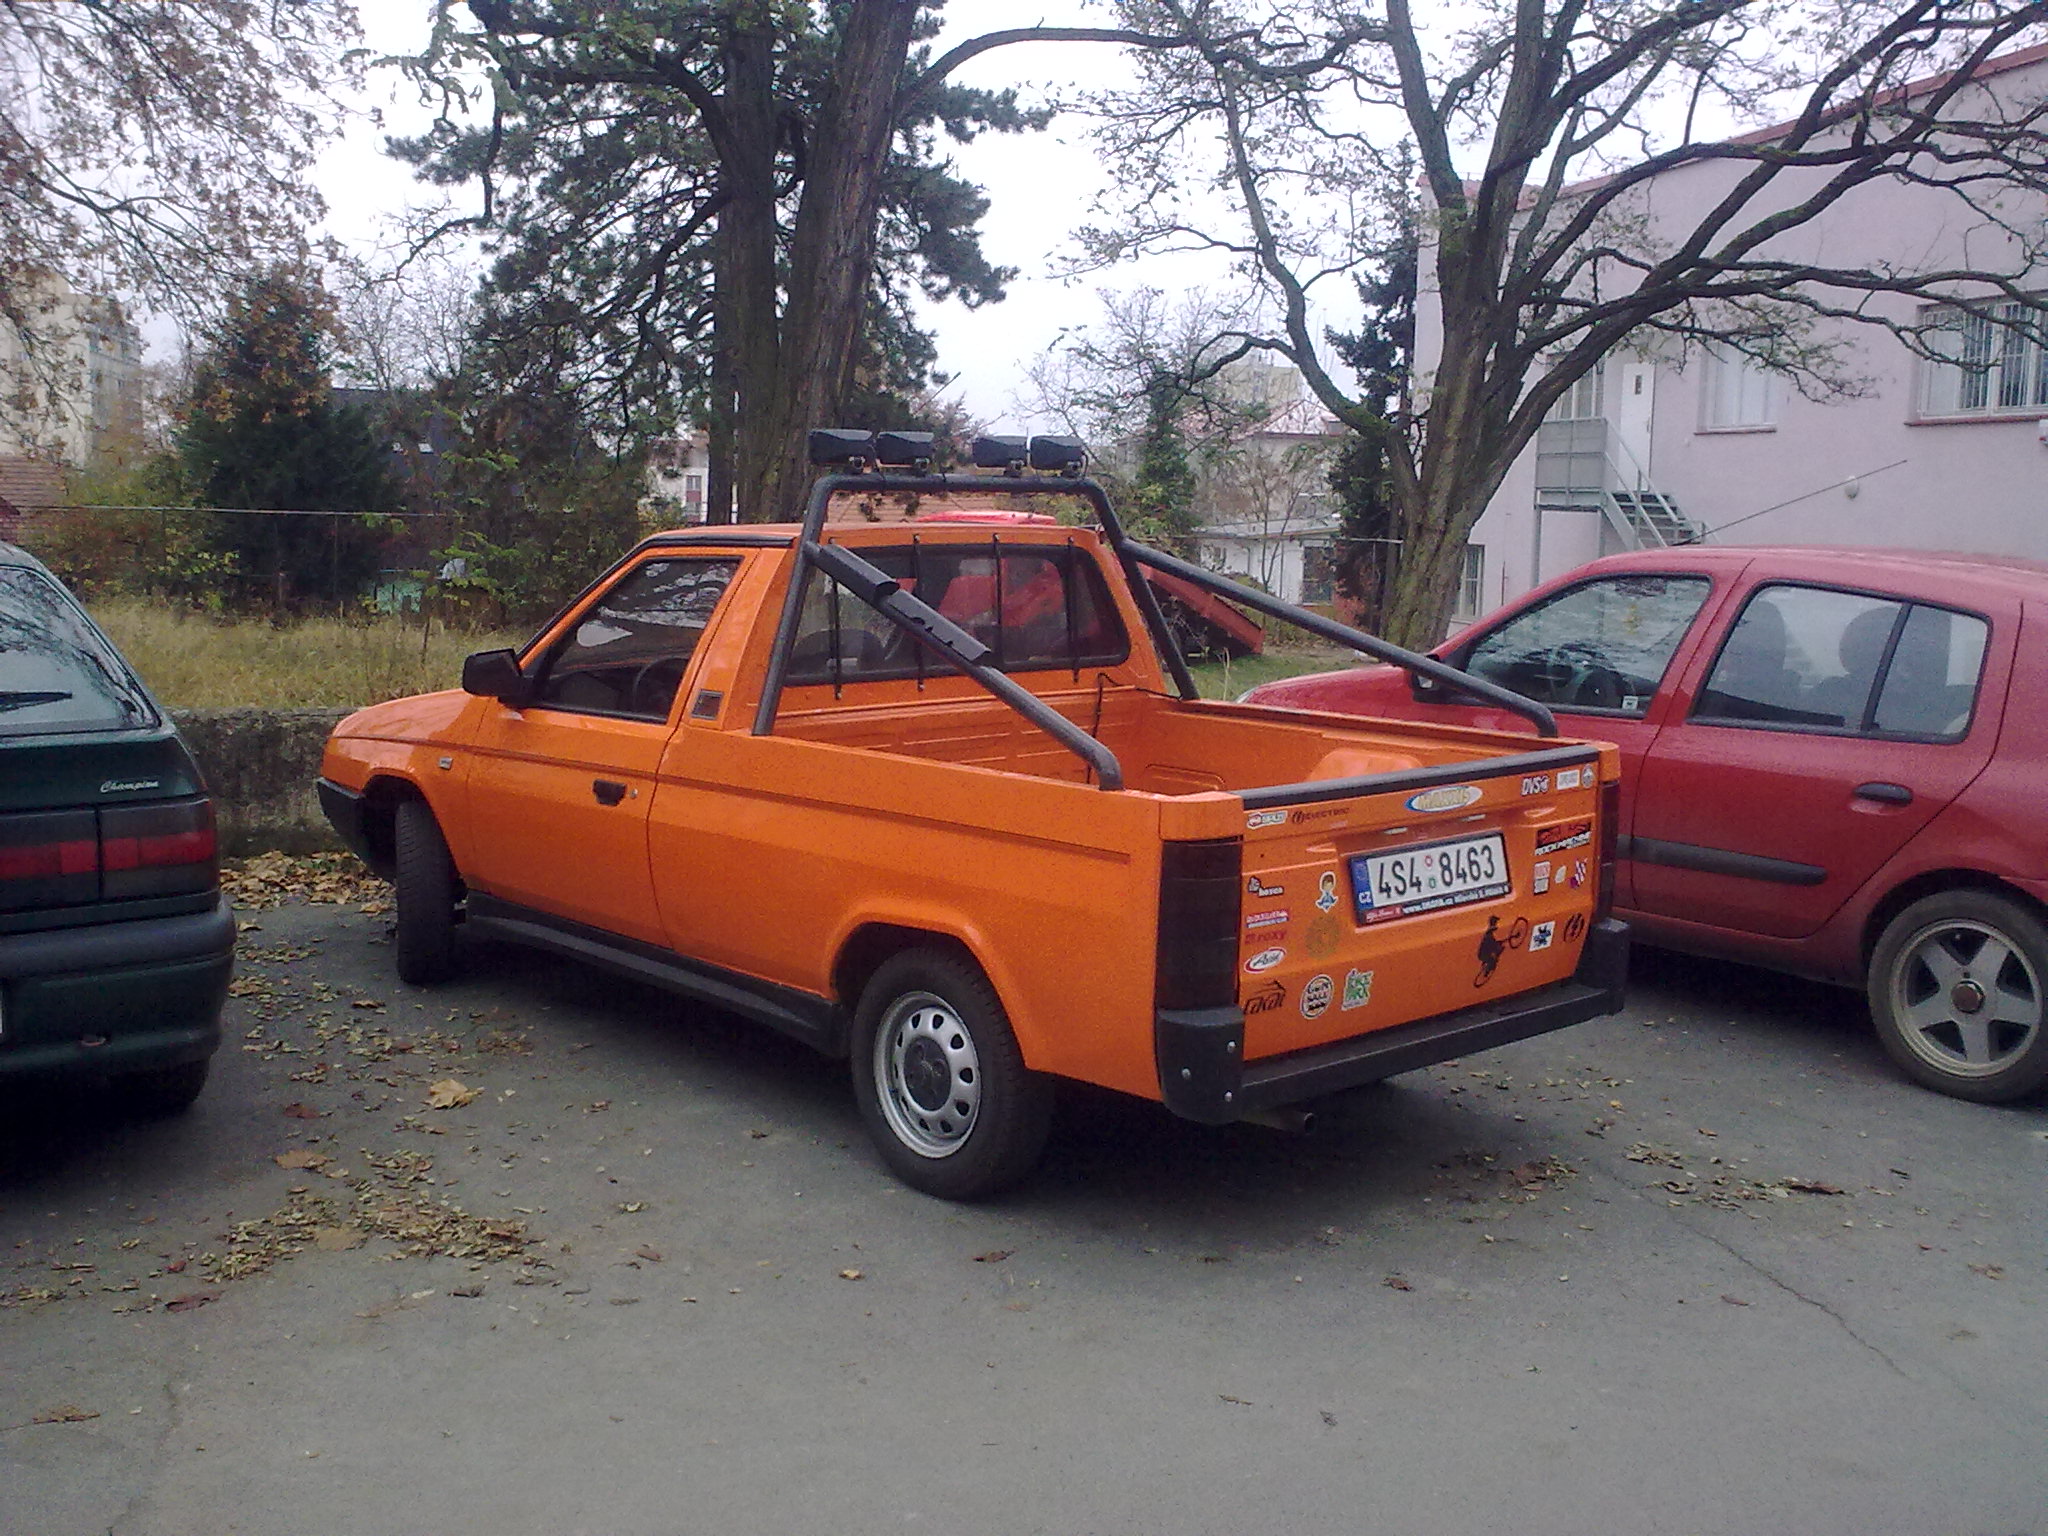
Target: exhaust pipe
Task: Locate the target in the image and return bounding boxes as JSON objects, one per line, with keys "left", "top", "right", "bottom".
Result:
{"left": 1238, "top": 1104, "right": 1317, "bottom": 1135}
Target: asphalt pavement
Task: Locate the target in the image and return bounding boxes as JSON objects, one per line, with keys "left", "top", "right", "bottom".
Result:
{"left": 4, "top": 884, "right": 2044, "bottom": 1536}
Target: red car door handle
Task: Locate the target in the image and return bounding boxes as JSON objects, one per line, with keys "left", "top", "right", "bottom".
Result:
{"left": 1855, "top": 782, "right": 1913, "bottom": 806}
{"left": 592, "top": 779, "right": 628, "bottom": 806}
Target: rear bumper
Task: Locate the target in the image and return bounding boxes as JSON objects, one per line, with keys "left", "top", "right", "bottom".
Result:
{"left": 0, "top": 894, "right": 235, "bottom": 1080}
{"left": 1156, "top": 918, "right": 1630, "bottom": 1123}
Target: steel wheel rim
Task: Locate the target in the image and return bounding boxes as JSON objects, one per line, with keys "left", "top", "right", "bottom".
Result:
{"left": 1887, "top": 918, "right": 2042, "bottom": 1079}
{"left": 873, "top": 990, "right": 982, "bottom": 1158}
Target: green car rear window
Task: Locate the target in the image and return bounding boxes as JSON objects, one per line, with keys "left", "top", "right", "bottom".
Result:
{"left": 0, "top": 565, "right": 156, "bottom": 736}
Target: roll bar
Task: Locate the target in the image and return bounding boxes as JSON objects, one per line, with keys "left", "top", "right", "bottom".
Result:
{"left": 749, "top": 469, "right": 1555, "bottom": 789}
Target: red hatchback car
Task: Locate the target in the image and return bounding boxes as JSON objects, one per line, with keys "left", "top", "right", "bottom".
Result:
{"left": 1243, "top": 546, "right": 2048, "bottom": 1103}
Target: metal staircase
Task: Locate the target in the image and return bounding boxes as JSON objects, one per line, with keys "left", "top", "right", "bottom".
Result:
{"left": 1603, "top": 490, "right": 1705, "bottom": 548}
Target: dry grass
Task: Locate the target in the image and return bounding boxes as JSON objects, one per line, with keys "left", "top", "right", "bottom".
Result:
{"left": 88, "top": 600, "right": 526, "bottom": 711}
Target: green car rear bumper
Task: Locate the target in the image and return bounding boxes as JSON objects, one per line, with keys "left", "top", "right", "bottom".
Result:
{"left": 0, "top": 894, "right": 234, "bottom": 1080}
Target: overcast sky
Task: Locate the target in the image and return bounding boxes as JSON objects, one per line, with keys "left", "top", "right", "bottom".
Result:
{"left": 317, "top": 0, "right": 1257, "bottom": 429}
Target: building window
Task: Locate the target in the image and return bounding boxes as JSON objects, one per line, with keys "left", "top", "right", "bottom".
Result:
{"left": 1919, "top": 299, "right": 2048, "bottom": 417}
{"left": 1454, "top": 545, "right": 1485, "bottom": 621}
{"left": 1546, "top": 367, "right": 1604, "bottom": 422}
{"left": 1699, "top": 343, "right": 1775, "bottom": 430}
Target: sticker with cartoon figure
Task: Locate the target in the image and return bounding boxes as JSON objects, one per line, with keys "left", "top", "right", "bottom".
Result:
{"left": 1315, "top": 871, "right": 1340, "bottom": 913}
{"left": 1473, "top": 916, "right": 1507, "bottom": 987}
{"left": 1299, "top": 974, "right": 1334, "bottom": 1019}
{"left": 1341, "top": 969, "right": 1373, "bottom": 1010}
{"left": 1530, "top": 920, "right": 1556, "bottom": 952}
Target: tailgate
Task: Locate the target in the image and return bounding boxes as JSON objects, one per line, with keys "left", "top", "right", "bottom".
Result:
{"left": 1234, "top": 744, "right": 1611, "bottom": 1061}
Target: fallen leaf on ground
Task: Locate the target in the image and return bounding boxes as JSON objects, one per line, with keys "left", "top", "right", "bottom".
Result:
{"left": 1383, "top": 1274, "right": 1414, "bottom": 1292}
{"left": 274, "top": 1149, "right": 329, "bottom": 1170}
{"left": 426, "top": 1079, "right": 481, "bottom": 1109}
{"left": 1783, "top": 1179, "right": 1845, "bottom": 1196}
{"left": 838, "top": 1268, "right": 865, "bottom": 1281}
{"left": 1721, "top": 1294, "right": 1750, "bottom": 1306}
{"left": 609, "top": 1296, "right": 641, "bottom": 1306}
{"left": 634, "top": 1246, "right": 664, "bottom": 1263}
{"left": 33, "top": 1405, "right": 100, "bottom": 1424}
{"left": 312, "top": 1227, "right": 365, "bottom": 1252}
{"left": 1218, "top": 1394, "right": 1251, "bottom": 1406}
{"left": 166, "top": 1292, "right": 218, "bottom": 1313}
{"left": 282, "top": 1102, "right": 321, "bottom": 1120}
{"left": 971, "top": 1250, "right": 1013, "bottom": 1264}
{"left": 1968, "top": 1263, "right": 2006, "bottom": 1280}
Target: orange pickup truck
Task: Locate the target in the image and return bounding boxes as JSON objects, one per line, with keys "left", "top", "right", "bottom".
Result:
{"left": 319, "top": 432, "right": 1626, "bottom": 1197}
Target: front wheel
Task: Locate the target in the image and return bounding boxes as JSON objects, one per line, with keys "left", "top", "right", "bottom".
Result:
{"left": 393, "top": 799, "right": 459, "bottom": 985}
{"left": 1868, "top": 890, "right": 2048, "bottom": 1103}
{"left": 851, "top": 948, "right": 1053, "bottom": 1200}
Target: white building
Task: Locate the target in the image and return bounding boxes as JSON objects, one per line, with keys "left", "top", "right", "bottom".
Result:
{"left": 1189, "top": 359, "right": 1345, "bottom": 606}
{"left": 1419, "top": 44, "right": 2048, "bottom": 622}
{"left": 0, "top": 274, "right": 143, "bottom": 466}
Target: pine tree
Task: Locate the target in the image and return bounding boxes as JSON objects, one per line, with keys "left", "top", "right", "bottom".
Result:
{"left": 181, "top": 271, "right": 394, "bottom": 606}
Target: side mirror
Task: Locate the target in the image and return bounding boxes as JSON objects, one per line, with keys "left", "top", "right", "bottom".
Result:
{"left": 462, "top": 648, "right": 530, "bottom": 705}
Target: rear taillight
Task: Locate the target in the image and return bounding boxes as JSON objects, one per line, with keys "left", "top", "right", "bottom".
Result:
{"left": 1157, "top": 837, "right": 1244, "bottom": 1011}
{"left": 0, "top": 810, "right": 100, "bottom": 911}
{"left": 100, "top": 798, "right": 218, "bottom": 900}
{"left": 1595, "top": 775, "right": 1620, "bottom": 922}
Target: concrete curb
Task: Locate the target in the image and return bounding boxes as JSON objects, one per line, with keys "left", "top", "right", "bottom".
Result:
{"left": 172, "top": 706, "right": 355, "bottom": 857}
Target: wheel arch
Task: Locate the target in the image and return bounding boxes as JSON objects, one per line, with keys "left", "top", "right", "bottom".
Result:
{"left": 356, "top": 774, "right": 429, "bottom": 882}
{"left": 832, "top": 922, "right": 984, "bottom": 1020}
{"left": 1861, "top": 870, "right": 2048, "bottom": 969}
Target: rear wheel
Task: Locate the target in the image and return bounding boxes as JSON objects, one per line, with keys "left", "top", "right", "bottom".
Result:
{"left": 1868, "top": 890, "right": 2048, "bottom": 1103}
{"left": 851, "top": 948, "right": 1052, "bottom": 1200}
{"left": 394, "top": 799, "right": 458, "bottom": 985}
{"left": 115, "top": 1058, "right": 210, "bottom": 1117}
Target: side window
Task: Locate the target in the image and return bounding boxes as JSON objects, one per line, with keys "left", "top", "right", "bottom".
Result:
{"left": 1693, "top": 585, "right": 1986, "bottom": 739}
{"left": 1461, "top": 574, "right": 1710, "bottom": 715}
{"left": 531, "top": 557, "right": 739, "bottom": 719}
{"left": 787, "top": 542, "right": 1128, "bottom": 684}
{"left": 1875, "top": 605, "right": 1985, "bottom": 738}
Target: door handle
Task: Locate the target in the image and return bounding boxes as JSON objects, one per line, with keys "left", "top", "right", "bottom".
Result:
{"left": 1854, "top": 782, "right": 1913, "bottom": 806}
{"left": 592, "top": 779, "right": 628, "bottom": 806}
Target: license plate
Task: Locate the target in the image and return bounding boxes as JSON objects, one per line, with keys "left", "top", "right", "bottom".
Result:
{"left": 1350, "top": 832, "right": 1510, "bottom": 925}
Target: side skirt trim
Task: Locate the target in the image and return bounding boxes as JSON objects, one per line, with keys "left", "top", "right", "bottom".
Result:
{"left": 463, "top": 893, "right": 846, "bottom": 1055}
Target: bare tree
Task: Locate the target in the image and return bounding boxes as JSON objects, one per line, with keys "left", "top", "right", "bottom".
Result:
{"left": 0, "top": 1, "right": 363, "bottom": 449}
{"left": 1081, "top": 0, "right": 2048, "bottom": 645}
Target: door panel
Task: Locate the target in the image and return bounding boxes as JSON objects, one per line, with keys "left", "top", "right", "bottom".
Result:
{"left": 461, "top": 555, "right": 741, "bottom": 945}
{"left": 1631, "top": 584, "right": 2002, "bottom": 938}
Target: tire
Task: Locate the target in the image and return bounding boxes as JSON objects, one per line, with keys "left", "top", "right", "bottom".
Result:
{"left": 851, "top": 948, "right": 1053, "bottom": 1200}
{"left": 394, "top": 799, "right": 459, "bottom": 985}
{"left": 115, "top": 1058, "right": 210, "bottom": 1117}
{"left": 1868, "top": 890, "right": 2048, "bottom": 1104}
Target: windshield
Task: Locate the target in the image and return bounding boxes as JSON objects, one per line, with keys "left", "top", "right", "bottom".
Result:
{"left": 0, "top": 565, "right": 156, "bottom": 736}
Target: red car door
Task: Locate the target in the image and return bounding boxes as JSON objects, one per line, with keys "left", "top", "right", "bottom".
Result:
{"left": 1259, "top": 567, "right": 1726, "bottom": 904}
{"left": 1630, "top": 579, "right": 2008, "bottom": 939}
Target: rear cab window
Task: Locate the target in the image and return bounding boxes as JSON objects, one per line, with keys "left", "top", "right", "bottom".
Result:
{"left": 787, "top": 540, "right": 1130, "bottom": 685}
{"left": 0, "top": 565, "right": 156, "bottom": 737}
{"left": 1460, "top": 573, "right": 1711, "bottom": 715}
{"left": 1692, "top": 583, "right": 1987, "bottom": 739}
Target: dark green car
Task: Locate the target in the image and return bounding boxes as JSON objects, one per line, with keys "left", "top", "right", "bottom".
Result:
{"left": 0, "top": 541, "right": 233, "bottom": 1111}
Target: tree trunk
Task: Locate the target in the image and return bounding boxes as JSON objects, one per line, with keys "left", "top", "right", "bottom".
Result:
{"left": 751, "top": 0, "right": 922, "bottom": 521}
{"left": 722, "top": 4, "right": 783, "bottom": 522}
